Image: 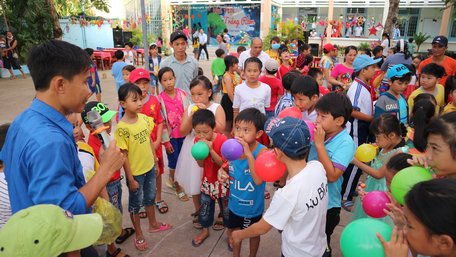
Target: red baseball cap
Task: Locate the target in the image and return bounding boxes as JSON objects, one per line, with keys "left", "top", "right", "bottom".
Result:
{"left": 129, "top": 68, "right": 150, "bottom": 83}
{"left": 323, "top": 43, "right": 337, "bottom": 52}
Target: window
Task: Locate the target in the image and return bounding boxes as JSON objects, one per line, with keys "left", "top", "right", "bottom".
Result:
{"left": 450, "top": 19, "right": 456, "bottom": 38}
{"left": 398, "top": 8, "right": 420, "bottom": 37}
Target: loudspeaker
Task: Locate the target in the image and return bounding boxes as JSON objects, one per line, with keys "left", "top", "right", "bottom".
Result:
{"left": 113, "top": 28, "right": 123, "bottom": 47}
{"left": 123, "top": 31, "right": 133, "bottom": 44}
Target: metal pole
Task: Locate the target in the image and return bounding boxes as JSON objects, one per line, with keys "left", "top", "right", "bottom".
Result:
{"left": 81, "top": 0, "right": 87, "bottom": 48}
{"left": 141, "top": 0, "right": 149, "bottom": 69}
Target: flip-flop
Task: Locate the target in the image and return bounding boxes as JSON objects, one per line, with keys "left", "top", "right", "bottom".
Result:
{"left": 191, "top": 235, "right": 209, "bottom": 247}
{"left": 165, "top": 178, "right": 175, "bottom": 189}
{"left": 149, "top": 223, "right": 172, "bottom": 233}
{"left": 106, "top": 247, "right": 131, "bottom": 257}
{"left": 133, "top": 238, "right": 148, "bottom": 251}
{"left": 115, "top": 227, "right": 135, "bottom": 244}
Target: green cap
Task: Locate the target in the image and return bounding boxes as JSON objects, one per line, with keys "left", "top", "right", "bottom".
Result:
{"left": 81, "top": 101, "right": 117, "bottom": 125}
{"left": 0, "top": 204, "right": 103, "bottom": 257}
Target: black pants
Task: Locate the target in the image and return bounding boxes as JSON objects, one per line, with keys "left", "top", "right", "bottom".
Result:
{"left": 341, "top": 119, "right": 370, "bottom": 201}
{"left": 198, "top": 44, "right": 209, "bottom": 60}
{"left": 326, "top": 207, "right": 341, "bottom": 248}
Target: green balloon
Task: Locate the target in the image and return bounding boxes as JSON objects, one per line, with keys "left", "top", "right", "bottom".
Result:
{"left": 191, "top": 141, "right": 210, "bottom": 160}
{"left": 391, "top": 166, "right": 433, "bottom": 205}
{"left": 341, "top": 218, "right": 392, "bottom": 257}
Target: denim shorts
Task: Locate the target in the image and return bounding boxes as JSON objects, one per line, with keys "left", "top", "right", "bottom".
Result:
{"left": 127, "top": 166, "right": 156, "bottom": 213}
{"left": 198, "top": 193, "right": 229, "bottom": 228}
{"left": 106, "top": 178, "right": 123, "bottom": 213}
{"left": 167, "top": 137, "right": 185, "bottom": 169}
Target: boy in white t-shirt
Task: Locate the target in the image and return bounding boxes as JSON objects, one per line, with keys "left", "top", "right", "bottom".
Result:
{"left": 291, "top": 75, "right": 320, "bottom": 123}
{"left": 232, "top": 116, "right": 328, "bottom": 257}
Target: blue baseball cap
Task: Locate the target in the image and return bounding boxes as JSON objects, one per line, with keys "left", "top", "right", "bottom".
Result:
{"left": 353, "top": 54, "right": 381, "bottom": 72}
{"left": 387, "top": 64, "right": 412, "bottom": 79}
{"left": 264, "top": 117, "right": 310, "bottom": 158}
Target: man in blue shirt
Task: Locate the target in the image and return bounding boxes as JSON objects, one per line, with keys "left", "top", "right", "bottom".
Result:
{"left": 1, "top": 40, "right": 125, "bottom": 216}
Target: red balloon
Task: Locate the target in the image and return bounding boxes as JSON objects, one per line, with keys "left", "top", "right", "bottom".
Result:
{"left": 254, "top": 150, "right": 286, "bottom": 182}
{"left": 278, "top": 107, "right": 302, "bottom": 119}
{"left": 362, "top": 191, "right": 391, "bottom": 218}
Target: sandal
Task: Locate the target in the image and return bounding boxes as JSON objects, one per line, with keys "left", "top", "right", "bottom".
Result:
{"left": 176, "top": 190, "right": 189, "bottom": 201}
{"left": 133, "top": 237, "right": 148, "bottom": 251}
{"left": 212, "top": 219, "right": 225, "bottom": 231}
{"left": 191, "top": 212, "right": 203, "bottom": 229}
{"left": 149, "top": 223, "right": 172, "bottom": 233}
{"left": 341, "top": 200, "right": 354, "bottom": 212}
{"left": 264, "top": 190, "right": 271, "bottom": 199}
{"left": 106, "top": 247, "right": 130, "bottom": 257}
{"left": 139, "top": 206, "right": 147, "bottom": 219}
{"left": 165, "top": 178, "right": 175, "bottom": 190}
{"left": 155, "top": 200, "right": 169, "bottom": 214}
{"left": 192, "top": 233, "right": 209, "bottom": 247}
{"left": 115, "top": 227, "right": 135, "bottom": 244}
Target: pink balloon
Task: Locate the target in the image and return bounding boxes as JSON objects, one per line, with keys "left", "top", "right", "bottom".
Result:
{"left": 254, "top": 150, "right": 286, "bottom": 182}
{"left": 304, "top": 120, "right": 315, "bottom": 142}
{"left": 362, "top": 191, "right": 391, "bottom": 218}
{"left": 278, "top": 107, "right": 302, "bottom": 119}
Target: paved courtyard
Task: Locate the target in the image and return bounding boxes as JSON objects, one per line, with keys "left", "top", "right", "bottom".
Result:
{"left": 0, "top": 46, "right": 353, "bottom": 257}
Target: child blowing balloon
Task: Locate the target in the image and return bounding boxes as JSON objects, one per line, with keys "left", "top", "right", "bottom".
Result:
{"left": 230, "top": 116, "right": 328, "bottom": 257}
{"left": 351, "top": 114, "right": 408, "bottom": 222}
{"left": 408, "top": 112, "right": 456, "bottom": 178}
{"left": 175, "top": 76, "right": 225, "bottom": 229}
{"left": 379, "top": 179, "right": 456, "bottom": 257}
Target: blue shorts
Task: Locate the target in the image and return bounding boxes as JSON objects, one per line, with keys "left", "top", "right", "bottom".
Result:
{"left": 167, "top": 137, "right": 185, "bottom": 169}
{"left": 89, "top": 83, "right": 102, "bottom": 94}
{"left": 106, "top": 178, "right": 123, "bottom": 213}
{"left": 127, "top": 167, "right": 156, "bottom": 213}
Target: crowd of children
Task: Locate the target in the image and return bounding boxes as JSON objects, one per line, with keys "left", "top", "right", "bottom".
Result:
{"left": 1, "top": 29, "right": 456, "bottom": 257}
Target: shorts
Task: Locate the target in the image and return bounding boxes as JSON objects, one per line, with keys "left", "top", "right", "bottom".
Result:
{"left": 198, "top": 193, "right": 229, "bottom": 228}
{"left": 89, "top": 83, "right": 102, "bottom": 94}
{"left": 221, "top": 94, "right": 233, "bottom": 121}
{"left": 167, "top": 137, "right": 185, "bottom": 169}
{"left": 3, "top": 56, "right": 21, "bottom": 70}
{"left": 106, "top": 178, "right": 123, "bottom": 213}
{"left": 226, "top": 209, "right": 262, "bottom": 229}
{"left": 155, "top": 147, "right": 164, "bottom": 175}
{"left": 127, "top": 167, "right": 156, "bottom": 213}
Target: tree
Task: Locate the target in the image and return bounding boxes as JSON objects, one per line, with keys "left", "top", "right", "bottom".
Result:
{"left": 414, "top": 32, "right": 431, "bottom": 52}
{"left": 383, "top": 0, "right": 400, "bottom": 38}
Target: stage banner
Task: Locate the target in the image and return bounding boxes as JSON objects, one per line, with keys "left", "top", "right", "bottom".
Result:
{"left": 172, "top": 4, "right": 261, "bottom": 45}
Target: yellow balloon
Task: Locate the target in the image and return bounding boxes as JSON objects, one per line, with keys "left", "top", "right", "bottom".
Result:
{"left": 192, "top": 106, "right": 199, "bottom": 112}
{"left": 355, "top": 144, "right": 377, "bottom": 162}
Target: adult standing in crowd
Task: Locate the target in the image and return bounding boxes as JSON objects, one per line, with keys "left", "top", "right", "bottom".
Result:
{"left": 1, "top": 40, "right": 125, "bottom": 256}
{"left": 216, "top": 34, "right": 228, "bottom": 54}
{"left": 197, "top": 28, "right": 209, "bottom": 61}
{"left": 3, "top": 31, "right": 26, "bottom": 79}
{"left": 418, "top": 36, "right": 456, "bottom": 86}
{"left": 160, "top": 31, "right": 199, "bottom": 96}
{"left": 238, "top": 37, "right": 271, "bottom": 72}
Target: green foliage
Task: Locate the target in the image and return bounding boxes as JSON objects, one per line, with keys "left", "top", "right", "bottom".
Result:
{"left": 2, "top": 0, "right": 54, "bottom": 62}
{"left": 413, "top": 32, "right": 431, "bottom": 52}
{"left": 358, "top": 42, "right": 371, "bottom": 51}
{"left": 54, "top": 0, "right": 110, "bottom": 17}
{"left": 129, "top": 28, "right": 155, "bottom": 48}
{"left": 280, "top": 20, "right": 304, "bottom": 42}
{"left": 262, "top": 30, "right": 279, "bottom": 50}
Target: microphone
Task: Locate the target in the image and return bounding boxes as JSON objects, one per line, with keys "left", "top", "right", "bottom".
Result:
{"left": 87, "top": 110, "right": 110, "bottom": 149}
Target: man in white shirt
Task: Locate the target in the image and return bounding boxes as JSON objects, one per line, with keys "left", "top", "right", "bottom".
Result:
{"left": 197, "top": 28, "right": 209, "bottom": 61}
{"left": 238, "top": 38, "right": 271, "bottom": 73}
